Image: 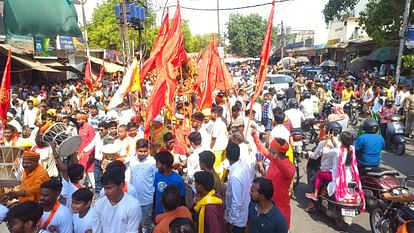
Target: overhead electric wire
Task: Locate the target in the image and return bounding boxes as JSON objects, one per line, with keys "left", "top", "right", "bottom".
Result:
{"left": 166, "top": 0, "right": 292, "bottom": 11}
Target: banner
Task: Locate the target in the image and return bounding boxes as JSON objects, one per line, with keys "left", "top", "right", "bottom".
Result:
{"left": 34, "top": 37, "right": 57, "bottom": 59}
{"left": 6, "top": 34, "right": 34, "bottom": 52}
{"left": 406, "top": 25, "right": 414, "bottom": 49}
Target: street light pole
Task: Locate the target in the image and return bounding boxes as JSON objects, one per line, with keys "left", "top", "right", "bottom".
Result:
{"left": 396, "top": 0, "right": 412, "bottom": 84}
{"left": 122, "top": 0, "right": 130, "bottom": 65}
{"left": 76, "top": 0, "right": 90, "bottom": 58}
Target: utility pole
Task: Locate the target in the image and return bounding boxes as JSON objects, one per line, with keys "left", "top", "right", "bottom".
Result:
{"left": 217, "top": 0, "right": 221, "bottom": 45}
{"left": 396, "top": 0, "right": 412, "bottom": 83}
{"left": 122, "top": 0, "right": 130, "bottom": 66}
{"left": 76, "top": 0, "right": 90, "bottom": 58}
{"left": 280, "top": 20, "right": 284, "bottom": 62}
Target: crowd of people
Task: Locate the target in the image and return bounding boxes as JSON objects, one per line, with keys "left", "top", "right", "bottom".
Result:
{"left": 0, "top": 64, "right": 413, "bottom": 233}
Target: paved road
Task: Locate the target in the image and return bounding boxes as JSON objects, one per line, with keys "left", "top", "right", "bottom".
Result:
{"left": 290, "top": 135, "right": 414, "bottom": 233}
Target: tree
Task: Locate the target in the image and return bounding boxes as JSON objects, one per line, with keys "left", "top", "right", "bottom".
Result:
{"left": 322, "top": 0, "right": 359, "bottom": 25}
{"left": 322, "top": 0, "right": 414, "bottom": 47}
{"left": 227, "top": 13, "right": 277, "bottom": 57}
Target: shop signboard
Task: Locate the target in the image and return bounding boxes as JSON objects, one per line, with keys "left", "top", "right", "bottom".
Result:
{"left": 34, "top": 37, "right": 57, "bottom": 59}
{"left": 6, "top": 34, "right": 34, "bottom": 52}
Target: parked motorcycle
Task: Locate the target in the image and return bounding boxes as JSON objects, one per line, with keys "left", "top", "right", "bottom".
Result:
{"left": 361, "top": 167, "right": 413, "bottom": 233}
{"left": 384, "top": 114, "right": 405, "bottom": 155}
{"left": 344, "top": 98, "right": 360, "bottom": 125}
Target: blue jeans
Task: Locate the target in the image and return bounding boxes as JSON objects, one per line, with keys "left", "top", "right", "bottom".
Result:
{"left": 94, "top": 159, "right": 103, "bottom": 194}
{"left": 140, "top": 203, "right": 154, "bottom": 233}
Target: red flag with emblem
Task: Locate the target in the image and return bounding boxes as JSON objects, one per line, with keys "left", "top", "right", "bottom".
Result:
{"left": 250, "top": 0, "right": 275, "bottom": 104}
{"left": 0, "top": 49, "right": 11, "bottom": 125}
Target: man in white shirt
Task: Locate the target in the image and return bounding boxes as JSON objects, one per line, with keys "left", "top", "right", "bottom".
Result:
{"left": 191, "top": 112, "right": 211, "bottom": 149}
{"left": 210, "top": 106, "right": 229, "bottom": 179}
{"left": 23, "top": 99, "right": 38, "bottom": 129}
{"left": 129, "top": 139, "right": 157, "bottom": 233}
{"left": 225, "top": 142, "right": 251, "bottom": 233}
{"left": 300, "top": 92, "right": 315, "bottom": 119}
{"left": 187, "top": 132, "right": 208, "bottom": 183}
{"left": 93, "top": 166, "right": 142, "bottom": 233}
{"left": 284, "top": 99, "right": 305, "bottom": 129}
{"left": 38, "top": 179, "right": 73, "bottom": 233}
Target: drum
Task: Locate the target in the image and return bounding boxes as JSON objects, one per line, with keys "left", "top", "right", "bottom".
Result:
{"left": 0, "top": 147, "right": 23, "bottom": 187}
{"left": 42, "top": 123, "right": 82, "bottom": 157}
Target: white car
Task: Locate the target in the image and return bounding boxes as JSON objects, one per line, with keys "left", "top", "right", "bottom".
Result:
{"left": 264, "top": 74, "right": 294, "bottom": 95}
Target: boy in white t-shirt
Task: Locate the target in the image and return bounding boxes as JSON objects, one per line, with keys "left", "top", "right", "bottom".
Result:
{"left": 72, "top": 188, "right": 94, "bottom": 233}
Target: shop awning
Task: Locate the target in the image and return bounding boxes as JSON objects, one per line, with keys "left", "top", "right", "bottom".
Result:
{"left": 40, "top": 60, "right": 84, "bottom": 76}
{"left": 4, "top": 0, "right": 82, "bottom": 38}
{"left": 0, "top": 44, "right": 61, "bottom": 72}
{"left": 89, "top": 56, "right": 124, "bottom": 73}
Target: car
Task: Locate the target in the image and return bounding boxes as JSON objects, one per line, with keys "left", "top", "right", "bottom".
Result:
{"left": 264, "top": 74, "right": 294, "bottom": 95}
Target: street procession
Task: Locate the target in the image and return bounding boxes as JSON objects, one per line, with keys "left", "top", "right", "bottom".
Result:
{"left": 1, "top": 0, "right": 414, "bottom": 232}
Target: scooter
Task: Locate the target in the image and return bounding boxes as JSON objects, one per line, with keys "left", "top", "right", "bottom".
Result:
{"left": 312, "top": 182, "right": 363, "bottom": 230}
{"left": 384, "top": 114, "right": 405, "bottom": 155}
{"left": 360, "top": 167, "right": 412, "bottom": 233}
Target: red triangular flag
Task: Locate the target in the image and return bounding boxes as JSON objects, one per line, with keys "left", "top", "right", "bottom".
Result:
{"left": 84, "top": 58, "right": 94, "bottom": 92}
{"left": 0, "top": 49, "right": 11, "bottom": 125}
{"left": 96, "top": 55, "right": 105, "bottom": 89}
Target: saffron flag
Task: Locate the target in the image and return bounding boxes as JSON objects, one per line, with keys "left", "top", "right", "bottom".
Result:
{"left": 96, "top": 55, "right": 105, "bottom": 89}
{"left": 130, "top": 62, "right": 141, "bottom": 92}
{"left": 250, "top": 0, "right": 275, "bottom": 104}
{"left": 140, "top": 10, "right": 170, "bottom": 85}
{"left": 0, "top": 49, "right": 11, "bottom": 125}
{"left": 84, "top": 58, "right": 94, "bottom": 92}
{"left": 144, "top": 1, "right": 187, "bottom": 137}
{"left": 197, "top": 36, "right": 217, "bottom": 109}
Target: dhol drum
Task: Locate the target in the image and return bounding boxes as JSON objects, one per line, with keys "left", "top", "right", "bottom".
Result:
{"left": 0, "top": 147, "right": 23, "bottom": 187}
{"left": 42, "top": 123, "right": 81, "bottom": 157}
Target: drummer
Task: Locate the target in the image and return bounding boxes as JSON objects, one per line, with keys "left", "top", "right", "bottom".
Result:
{"left": 2, "top": 151, "right": 50, "bottom": 203}
{"left": 101, "top": 143, "right": 122, "bottom": 173}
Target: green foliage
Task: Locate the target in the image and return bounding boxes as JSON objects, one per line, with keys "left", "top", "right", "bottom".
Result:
{"left": 227, "top": 13, "right": 277, "bottom": 57}
{"left": 322, "top": 0, "right": 359, "bottom": 25}
{"left": 402, "top": 55, "right": 414, "bottom": 72}
{"left": 358, "top": 0, "right": 414, "bottom": 47}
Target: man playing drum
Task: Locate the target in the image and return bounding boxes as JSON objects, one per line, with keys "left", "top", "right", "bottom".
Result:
{"left": 2, "top": 151, "right": 50, "bottom": 203}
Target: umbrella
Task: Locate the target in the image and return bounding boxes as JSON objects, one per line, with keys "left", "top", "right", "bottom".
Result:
{"left": 277, "top": 69, "right": 294, "bottom": 74}
{"left": 319, "top": 60, "right": 337, "bottom": 67}
{"left": 280, "top": 57, "right": 297, "bottom": 65}
{"left": 367, "top": 47, "right": 398, "bottom": 63}
{"left": 296, "top": 56, "right": 310, "bottom": 63}
{"left": 347, "top": 56, "right": 377, "bottom": 72}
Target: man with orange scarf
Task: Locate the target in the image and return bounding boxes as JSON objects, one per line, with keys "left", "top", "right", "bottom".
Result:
{"left": 251, "top": 127, "right": 295, "bottom": 229}
{"left": 76, "top": 113, "right": 95, "bottom": 182}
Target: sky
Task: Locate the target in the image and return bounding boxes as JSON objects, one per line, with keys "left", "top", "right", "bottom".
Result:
{"left": 75, "top": 0, "right": 330, "bottom": 44}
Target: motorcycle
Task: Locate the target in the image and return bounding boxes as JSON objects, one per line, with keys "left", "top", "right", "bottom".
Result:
{"left": 344, "top": 98, "right": 360, "bottom": 125}
{"left": 312, "top": 182, "right": 363, "bottom": 230}
{"left": 291, "top": 128, "right": 305, "bottom": 188}
{"left": 302, "top": 115, "right": 324, "bottom": 149}
{"left": 361, "top": 167, "right": 413, "bottom": 233}
{"left": 384, "top": 114, "right": 405, "bottom": 155}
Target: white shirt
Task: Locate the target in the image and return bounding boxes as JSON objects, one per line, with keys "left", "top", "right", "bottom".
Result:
{"left": 0, "top": 204, "right": 7, "bottom": 223}
{"left": 61, "top": 177, "right": 79, "bottom": 212}
{"left": 23, "top": 107, "right": 38, "bottom": 128}
{"left": 310, "top": 139, "right": 341, "bottom": 172}
{"left": 130, "top": 155, "right": 157, "bottom": 205}
{"left": 198, "top": 126, "right": 211, "bottom": 149}
{"left": 73, "top": 208, "right": 94, "bottom": 233}
{"left": 300, "top": 99, "right": 315, "bottom": 119}
{"left": 40, "top": 203, "right": 73, "bottom": 233}
{"left": 225, "top": 160, "right": 251, "bottom": 228}
{"left": 284, "top": 108, "right": 305, "bottom": 128}
{"left": 93, "top": 193, "right": 142, "bottom": 233}
{"left": 211, "top": 118, "right": 228, "bottom": 151}
{"left": 186, "top": 147, "right": 208, "bottom": 182}
{"left": 119, "top": 109, "right": 136, "bottom": 126}
{"left": 34, "top": 146, "right": 58, "bottom": 178}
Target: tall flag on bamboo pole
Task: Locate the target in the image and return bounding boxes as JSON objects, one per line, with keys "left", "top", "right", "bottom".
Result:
{"left": 144, "top": 1, "right": 187, "bottom": 138}
{"left": 108, "top": 59, "right": 139, "bottom": 109}
{"left": 250, "top": 0, "right": 275, "bottom": 104}
{"left": 0, "top": 49, "right": 11, "bottom": 125}
{"left": 96, "top": 55, "right": 105, "bottom": 89}
{"left": 84, "top": 58, "right": 94, "bottom": 92}
{"left": 140, "top": 10, "right": 170, "bottom": 85}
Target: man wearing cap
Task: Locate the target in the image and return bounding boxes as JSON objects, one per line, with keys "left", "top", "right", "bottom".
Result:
{"left": 150, "top": 115, "right": 169, "bottom": 156}
{"left": 2, "top": 151, "right": 50, "bottom": 203}
{"left": 251, "top": 128, "right": 295, "bottom": 229}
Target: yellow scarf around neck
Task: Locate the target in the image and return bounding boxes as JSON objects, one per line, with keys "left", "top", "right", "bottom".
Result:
{"left": 194, "top": 190, "right": 223, "bottom": 233}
